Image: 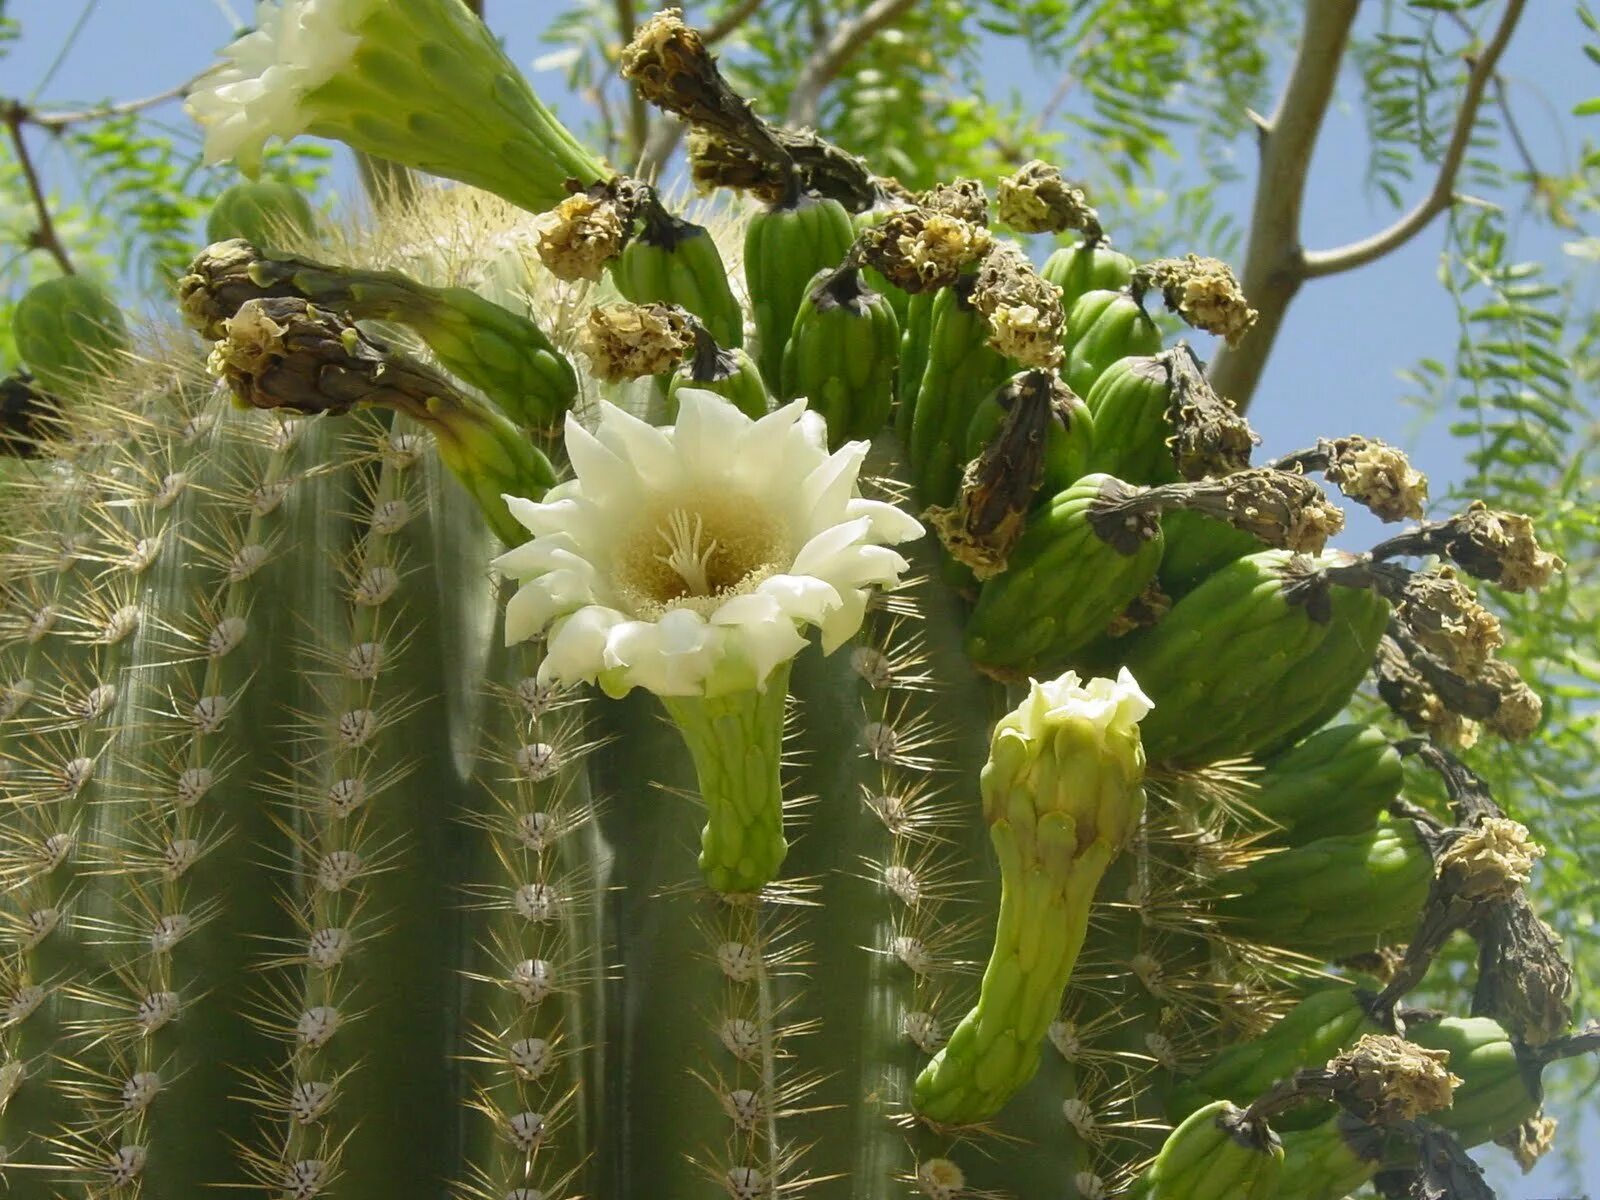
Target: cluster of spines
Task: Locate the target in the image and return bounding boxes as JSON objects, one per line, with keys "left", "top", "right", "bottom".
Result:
{"left": 457, "top": 643, "right": 601, "bottom": 1200}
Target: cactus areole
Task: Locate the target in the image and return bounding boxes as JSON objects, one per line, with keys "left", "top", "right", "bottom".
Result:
{"left": 0, "top": 6, "right": 1578, "bottom": 1200}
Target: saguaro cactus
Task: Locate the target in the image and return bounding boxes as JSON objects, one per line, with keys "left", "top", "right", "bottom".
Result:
{"left": 0, "top": 4, "right": 1585, "bottom": 1199}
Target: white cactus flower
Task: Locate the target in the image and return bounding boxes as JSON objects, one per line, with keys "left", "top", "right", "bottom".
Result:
{"left": 494, "top": 390, "right": 923, "bottom": 699}
{"left": 185, "top": 0, "right": 374, "bottom": 173}
{"left": 185, "top": 0, "right": 605, "bottom": 210}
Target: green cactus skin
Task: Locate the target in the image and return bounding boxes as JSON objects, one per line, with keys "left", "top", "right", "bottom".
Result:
{"left": 12, "top": 276, "right": 129, "bottom": 398}
{"left": 1062, "top": 290, "right": 1162, "bottom": 399}
{"left": 911, "top": 697, "right": 1144, "bottom": 1125}
{"left": 1156, "top": 509, "right": 1263, "bottom": 598}
{"left": 1168, "top": 987, "right": 1378, "bottom": 1131}
{"left": 1116, "top": 551, "right": 1391, "bottom": 765}
{"left": 1243, "top": 724, "right": 1403, "bottom": 846}
{"left": 895, "top": 289, "right": 937, "bottom": 417}
{"left": 288, "top": 0, "right": 608, "bottom": 210}
{"left": 668, "top": 346, "right": 771, "bottom": 421}
{"left": 743, "top": 195, "right": 857, "bottom": 391}
{"left": 1270, "top": 1115, "right": 1385, "bottom": 1200}
{"left": 1083, "top": 354, "right": 1183, "bottom": 486}
{"left": 964, "top": 475, "right": 1163, "bottom": 674}
{"left": 1212, "top": 818, "right": 1435, "bottom": 961}
{"left": 1128, "top": 1101, "right": 1283, "bottom": 1200}
{"left": 1400, "top": 1015, "right": 1543, "bottom": 1148}
{"left": 660, "top": 667, "right": 791, "bottom": 894}
{"left": 611, "top": 215, "right": 746, "bottom": 350}
{"left": 779, "top": 268, "right": 900, "bottom": 446}
{"left": 1040, "top": 243, "right": 1137, "bottom": 318}
{"left": 906, "top": 283, "right": 1012, "bottom": 508}
{"left": 206, "top": 180, "right": 320, "bottom": 248}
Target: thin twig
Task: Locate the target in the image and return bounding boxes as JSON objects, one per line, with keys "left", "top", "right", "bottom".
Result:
{"left": 704, "top": 0, "right": 765, "bottom": 44}
{"left": 1300, "top": 0, "right": 1527, "bottom": 278}
{"left": 24, "top": 81, "right": 190, "bottom": 131}
{"left": 784, "top": 0, "right": 919, "bottom": 128}
{"left": 614, "top": 0, "right": 650, "bottom": 166}
{"left": 3, "top": 100, "right": 75, "bottom": 275}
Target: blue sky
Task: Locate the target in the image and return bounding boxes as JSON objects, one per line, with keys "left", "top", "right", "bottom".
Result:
{"left": 7, "top": 1, "right": 1597, "bottom": 1192}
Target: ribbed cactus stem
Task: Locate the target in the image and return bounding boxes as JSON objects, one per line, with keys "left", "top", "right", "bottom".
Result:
{"left": 462, "top": 639, "right": 602, "bottom": 1198}
{"left": 257, "top": 414, "right": 470, "bottom": 1197}
{"left": 0, "top": 441, "right": 117, "bottom": 1185}
{"left": 65, "top": 394, "right": 299, "bottom": 1195}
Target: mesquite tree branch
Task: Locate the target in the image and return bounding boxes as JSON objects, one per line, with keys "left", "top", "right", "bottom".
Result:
{"left": 1204, "top": 0, "right": 1358, "bottom": 409}
{"left": 1299, "top": 0, "right": 1526, "bottom": 279}
{"left": 1210, "top": 0, "right": 1526, "bottom": 410}
{"left": 3, "top": 100, "right": 74, "bottom": 275}
{"left": 785, "top": 0, "right": 919, "bottom": 128}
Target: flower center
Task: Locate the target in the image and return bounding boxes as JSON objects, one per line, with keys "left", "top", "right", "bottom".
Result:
{"left": 616, "top": 495, "right": 789, "bottom": 618}
{"left": 655, "top": 509, "right": 719, "bottom": 596}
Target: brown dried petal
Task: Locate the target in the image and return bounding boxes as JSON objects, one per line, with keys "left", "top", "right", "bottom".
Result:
{"left": 1495, "top": 1114, "right": 1558, "bottom": 1174}
{"left": 1479, "top": 658, "right": 1542, "bottom": 740}
{"left": 995, "top": 160, "right": 1101, "bottom": 238}
{"left": 1137, "top": 254, "right": 1258, "bottom": 346}
{"left": 1396, "top": 568, "right": 1503, "bottom": 674}
{"left": 578, "top": 303, "right": 695, "bottom": 383}
{"left": 858, "top": 208, "right": 993, "bottom": 294}
{"left": 970, "top": 243, "right": 1065, "bottom": 368}
{"left": 1323, "top": 436, "right": 1428, "bottom": 522}
{"left": 535, "top": 193, "right": 626, "bottom": 282}
{"left": 1328, "top": 1033, "right": 1460, "bottom": 1123}
{"left": 1437, "top": 817, "right": 1542, "bottom": 901}
{"left": 917, "top": 178, "right": 989, "bottom": 225}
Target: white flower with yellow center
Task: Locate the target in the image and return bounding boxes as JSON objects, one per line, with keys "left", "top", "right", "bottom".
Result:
{"left": 495, "top": 389, "right": 922, "bottom": 697}
{"left": 494, "top": 389, "right": 922, "bottom": 893}
{"left": 186, "top": 0, "right": 606, "bottom": 212}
